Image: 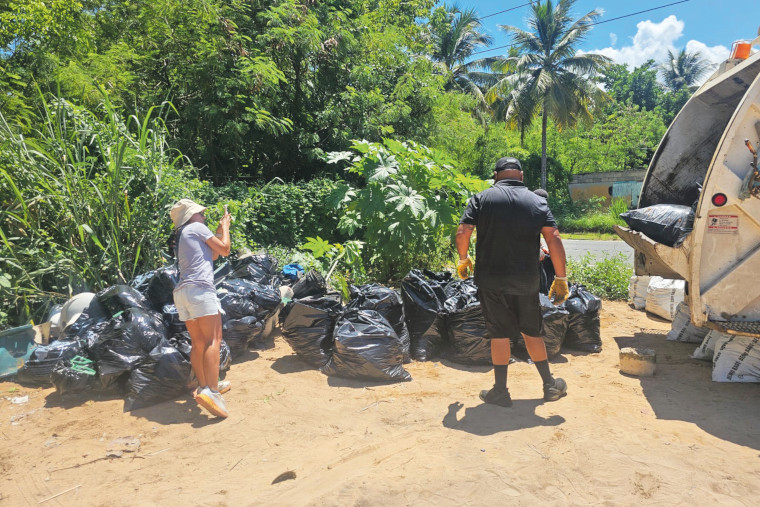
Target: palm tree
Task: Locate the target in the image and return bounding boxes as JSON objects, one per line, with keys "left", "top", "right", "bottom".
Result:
{"left": 660, "top": 49, "right": 711, "bottom": 92}
{"left": 428, "top": 4, "right": 498, "bottom": 107}
{"left": 486, "top": 0, "right": 610, "bottom": 189}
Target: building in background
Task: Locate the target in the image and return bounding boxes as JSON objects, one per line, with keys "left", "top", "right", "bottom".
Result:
{"left": 568, "top": 169, "right": 646, "bottom": 208}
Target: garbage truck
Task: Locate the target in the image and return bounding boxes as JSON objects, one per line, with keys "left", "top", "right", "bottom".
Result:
{"left": 614, "top": 36, "right": 760, "bottom": 336}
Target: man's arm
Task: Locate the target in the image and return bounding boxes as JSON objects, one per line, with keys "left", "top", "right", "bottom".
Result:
{"left": 456, "top": 224, "right": 475, "bottom": 260}
{"left": 541, "top": 226, "right": 566, "bottom": 278}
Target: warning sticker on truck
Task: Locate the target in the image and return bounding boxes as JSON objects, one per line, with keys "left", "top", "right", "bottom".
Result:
{"left": 707, "top": 214, "right": 738, "bottom": 234}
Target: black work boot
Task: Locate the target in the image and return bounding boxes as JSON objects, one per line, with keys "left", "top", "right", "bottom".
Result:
{"left": 543, "top": 377, "right": 567, "bottom": 401}
{"left": 479, "top": 386, "right": 513, "bottom": 407}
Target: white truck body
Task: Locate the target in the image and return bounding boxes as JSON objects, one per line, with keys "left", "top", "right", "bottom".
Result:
{"left": 615, "top": 49, "right": 760, "bottom": 336}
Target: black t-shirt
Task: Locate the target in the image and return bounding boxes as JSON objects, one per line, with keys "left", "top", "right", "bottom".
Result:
{"left": 459, "top": 180, "right": 557, "bottom": 293}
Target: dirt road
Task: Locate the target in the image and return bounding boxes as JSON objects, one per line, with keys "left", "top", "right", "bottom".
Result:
{"left": 2, "top": 301, "right": 759, "bottom": 505}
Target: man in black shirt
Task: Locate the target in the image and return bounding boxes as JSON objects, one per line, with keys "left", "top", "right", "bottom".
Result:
{"left": 456, "top": 156, "right": 569, "bottom": 407}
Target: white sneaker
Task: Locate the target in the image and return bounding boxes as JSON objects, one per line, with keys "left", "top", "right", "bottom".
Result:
{"left": 192, "top": 380, "right": 230, "bottom": 398}
{"left": 196, "top": 387, "right": 229, "bottom": 418}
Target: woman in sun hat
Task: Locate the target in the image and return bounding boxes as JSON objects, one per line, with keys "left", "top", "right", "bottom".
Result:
{"left": 169, "top": 198, "right": 231, "bottom": 418}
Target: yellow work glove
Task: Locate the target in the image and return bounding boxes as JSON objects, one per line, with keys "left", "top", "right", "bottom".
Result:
{"left": 548, "top": 277, "right": 569, "bottom": 305}
{"left": 457, "top": 257, "right": 474, "bottom": 279}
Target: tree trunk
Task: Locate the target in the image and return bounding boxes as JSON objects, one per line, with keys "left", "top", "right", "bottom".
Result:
{"left": 541, "top": 100, "right": 548, "bottom": 190}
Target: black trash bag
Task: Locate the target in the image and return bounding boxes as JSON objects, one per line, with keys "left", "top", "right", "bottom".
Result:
{"left": 620, "top": 204, "right": 694, "bottom": 247}
{"left": 443, "top": 278, "right": 479, "bottom": 306}
{"left": 219, "top": 292, "right": 260, "bottom": 320}
{"left": 445, "top": 306, "right": 491, "bottom": 365}
{"left": 213, "top": 260, "right": 233, "bottom": 285}
{"left": 321, "top": 310, "right": 411, "bottom": 382}
{"left": 280, "top": 294, "right": 342, "bottom": 367}
{"left": 218, "top": 278, "right": 281, "bottom": 320}
{"left": 144, "top": 265, "right": 179, "bottom": 310}
{"left": 96, "top": 285, "right": 150, "bottom": 316}
{"left": 217, "top": 277, "right": 262, "bottom": 296}
{"left": 162, "top": 304, "right": 187, "bottom": 336}
{"left": 540, "top": 293, "right": 569, "bottom": 358}
{"left": 402, "top": 270, "right": 450, "bottom": 361}
{"left": 130, "top": 270, "right": 155, "bottom": 294}
{"left": 539, "top": 255, "right": 555, "bottom": 295}
{"left": 229, "top": 254, "right": 278, "bottom": 284}
{"left": 16, "top": 340, "right": 84, "bottom": 386}
{"left": 347, "top": 284, "right": 411, "bottom": 362}
{"left": 422, "top": 269, "right": 454, "bottom": 286}
{"left": 51, "top": 356, "right": 99, "bottom": 395}
{"left": 291, "top": 270, "right": 327, "bottom": 299}
{"left": 168, "top": 332, "right": 231, "bottom": 372}
{"left": 442, "top": 279, "right": 491, "bottom": 365}
{"left": 249, "top": 285, "right": 282, "bottom": 318}
{"left": 563, "top": 285, "right": 602, "bottom": 353}
{"left": 88, "top": 308, "right": 167, "bottom": 389}
{"left": 222, "top": 316, "right": 263, "bottom": 358}
{"left": 401, "top": 270, "right": 446, "bottom": 336}
{"left": 219, "top": 339, "right": 232, "bottom": 372}
{"left": 412, "top": 314, "right": 448, "bottom": 361}
{"left": 124, "top": 340, "right": 194, "bottom": 411}
{"left": 62, "top": 309, "right": 109, "bottom": 347}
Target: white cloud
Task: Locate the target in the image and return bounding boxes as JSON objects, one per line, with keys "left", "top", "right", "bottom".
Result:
{"left": 585, "top": 15, "right": 729, "bottom": 84}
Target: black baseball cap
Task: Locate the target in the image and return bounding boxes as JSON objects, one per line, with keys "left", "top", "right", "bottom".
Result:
{"left": 494, "top": 157, "right": 522, "bottom": 172}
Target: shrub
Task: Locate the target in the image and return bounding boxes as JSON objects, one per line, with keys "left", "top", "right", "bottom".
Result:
{"left": 567, "top": 253, "right": 632, "bottom": 300}
{"left": 326, "top": 139, "right": 488, "bottom": 281}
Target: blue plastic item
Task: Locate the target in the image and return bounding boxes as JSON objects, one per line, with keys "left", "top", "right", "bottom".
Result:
{"left": 0, "top": 325, "right": 38, "bottom": 379}
{"left": 282, "top": 263, "right": 304, "bottom": 282}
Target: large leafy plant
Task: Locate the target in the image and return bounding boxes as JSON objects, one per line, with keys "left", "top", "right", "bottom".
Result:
{"left": 326, "top": 139, "right": 488, "bottom": 279}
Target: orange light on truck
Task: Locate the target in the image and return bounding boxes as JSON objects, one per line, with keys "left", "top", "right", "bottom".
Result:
{"left": 730, "top": 41, "right": 752, "bottom": 60}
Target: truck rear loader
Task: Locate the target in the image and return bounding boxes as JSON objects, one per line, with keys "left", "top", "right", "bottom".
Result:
{"left": 614, "top": 34, "right": 760, "bottom": 336}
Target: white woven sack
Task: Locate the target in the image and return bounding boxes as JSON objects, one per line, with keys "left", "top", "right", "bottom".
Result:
{"left": 628, "top": 275, "right": 650, "bottom": 310}
{"left": 692, "top": 329, "right": 729, "bottom": 361}
{"left": 712, "top": 334, "right": 760, "bottom": 382}
{"left": 645, "top": 277, "right": 685, "bottom": 321}
{"left": 666, "top": 302, "right": 709, "bottom": 343}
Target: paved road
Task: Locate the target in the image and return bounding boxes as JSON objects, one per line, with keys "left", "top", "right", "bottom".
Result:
{"left": 562, "top": 239, "right": 634, "bottom": 262}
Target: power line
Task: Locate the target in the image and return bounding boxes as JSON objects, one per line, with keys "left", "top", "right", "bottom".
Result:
{"left": 476, "top": 3, "right": 532, "bottom": 21}
{"left": 591, "top": 0, "right": 692, "bottom": 26}
{"left": 469, "top": 0, "right": 695, "bottom": 56}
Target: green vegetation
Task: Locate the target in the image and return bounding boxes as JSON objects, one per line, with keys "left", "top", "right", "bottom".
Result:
{"left": 568, "top": 253, "right": 632, "bottom": 301}
{"left": 0, "top": 0, "right": 708, "bottom": 327}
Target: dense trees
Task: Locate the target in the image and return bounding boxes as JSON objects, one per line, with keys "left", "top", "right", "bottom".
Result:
{"left": 1, "top": 0, "right": 700, "bottom": 184}
{"left": 0, "top": 1, "right": 711, "bottom": 326}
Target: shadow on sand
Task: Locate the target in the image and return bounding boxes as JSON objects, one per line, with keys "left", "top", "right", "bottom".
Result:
{"left": 442, "top": 399, "right": 565, "bottom": 435}
{"left": 613, "top": 331, "right": 760, "bottom": 450}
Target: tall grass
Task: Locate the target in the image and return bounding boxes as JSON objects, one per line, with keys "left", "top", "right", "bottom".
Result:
{"left": 0, "top": 87, "right": 201, "bottom": 327}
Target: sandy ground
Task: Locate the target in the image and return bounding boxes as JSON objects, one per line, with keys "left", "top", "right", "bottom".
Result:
{"left": 2, "top": 300, "right": 759, "bottom": 506}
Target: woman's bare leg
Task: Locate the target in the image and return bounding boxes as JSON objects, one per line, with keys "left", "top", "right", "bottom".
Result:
{"left": 193, "top": 313, "right": 222, "bottom": 391}
{"left": 185, "top": 318, "right": 208, "bottom": 388}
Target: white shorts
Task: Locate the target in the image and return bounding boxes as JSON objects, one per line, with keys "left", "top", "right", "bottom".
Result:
{"left": 173, "top": 285, "right": 222, "bottom": 321}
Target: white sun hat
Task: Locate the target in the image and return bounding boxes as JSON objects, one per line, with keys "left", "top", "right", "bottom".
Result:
{"left": 170, "top": 199, "right": 206, "bottom": 229}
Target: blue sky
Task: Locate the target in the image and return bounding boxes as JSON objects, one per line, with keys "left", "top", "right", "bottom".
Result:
{"left": 458, "top": 0, "right": 760, "bottom": 80}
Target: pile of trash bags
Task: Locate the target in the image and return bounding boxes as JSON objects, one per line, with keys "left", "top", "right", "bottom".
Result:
{"left": 15, "top": 257, "right": 605, "bottom": 408}
{"left": 279, "top": 275, "right": 412, "bottom": 383}
{"left": 400, "top": 270, "right": 602, "bottom": 362}
{"left": 16, "top": 253, "right": 282, "bottom": 411}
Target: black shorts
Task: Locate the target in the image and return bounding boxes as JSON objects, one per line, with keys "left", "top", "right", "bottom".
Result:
{"left": 478, "top": 289, "right": 544, "bottom": 339}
